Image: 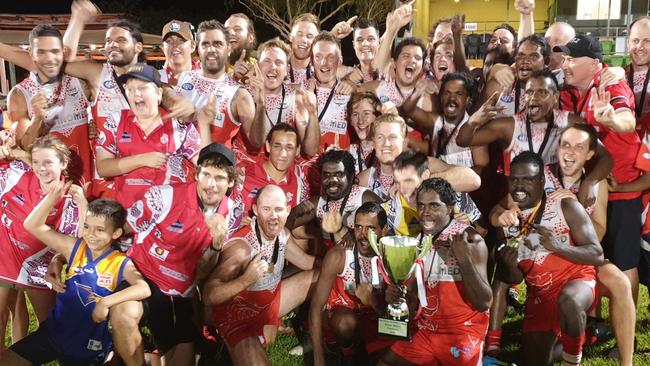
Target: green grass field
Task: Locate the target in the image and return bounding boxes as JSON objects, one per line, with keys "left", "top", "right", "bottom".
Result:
{"left": 7, "top": 286, "right": 650, "bottom": 365}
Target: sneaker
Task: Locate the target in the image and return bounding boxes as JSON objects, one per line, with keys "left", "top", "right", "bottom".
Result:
{"left": 483, "top": 355, "right": 516, "bottom": 366}
{"left": 584, "top": 317, "right": 612, "bottom": 346}
{"left": 289, "top": 337, "right": 312, "bottom": 356}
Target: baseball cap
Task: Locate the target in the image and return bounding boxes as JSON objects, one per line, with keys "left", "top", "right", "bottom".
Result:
{"left": 552, "top": 34, "right": 603, "bottom": 61}
{"left": 198, "top": 143, "right": 236, "bottom": 166}
{"left": 117, "top": 63, "right": 163, "bottom": 87}
{"left": 162, "top": 20, "right": 194, "bottom": 41}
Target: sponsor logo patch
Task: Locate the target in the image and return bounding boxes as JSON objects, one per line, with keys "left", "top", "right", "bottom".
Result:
{"left": 149, "top": 243, "right": 169, "bottom": 261}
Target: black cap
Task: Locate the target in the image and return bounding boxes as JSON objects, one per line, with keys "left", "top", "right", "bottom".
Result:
{"left": 117, "top": 63, "right": 163, "bottom": 87}
{"left": 552, "top": 34, "right": 603, "bottom": 61}
{"left": 197, "top": 143, "right": 236, "bottom": 166}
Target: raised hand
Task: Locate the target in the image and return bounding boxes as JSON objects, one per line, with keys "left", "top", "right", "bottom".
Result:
{"left": 321, "top": 210, "right": 343, "bottom": 234}
{"left": 249, "top": 60, "right": 265, "bottom": 102}
{"left": 71, "top": 0, "right": 101, "bottom": 24}
{"left": 233, "top": 50, "right": 252, "bottom": 82}
{"left": 592, "top": 87, "right": 616, "bottom": 129}
{"left": 451, "top": 14, "right": 465, "bottom": 34}
{"left": 197, "top": 95, "right": 217, "bottom": 126}
{"left": 515, "top": 0, "right": 535, "bottom": 15}
{"left": 243, "top": 253, "right": 269, "bottom": 285}
{"left": 468, "top": 90, "right": 504, "bottom": 126}
{"left": 331, "top": 16, "right": 358, "bottom": 39}
{"left": 386, "top": 0, "right": 415, "bottom": 31}
{"left": 31, "top": 90, "right": 49, "bottom": 123}
{"left": 48, "top": 180, "right": 72, "bottom": 201}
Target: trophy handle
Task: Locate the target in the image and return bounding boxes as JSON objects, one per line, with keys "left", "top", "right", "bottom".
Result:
{"left": 416, "top": 234, "right": 433, "bottom": 260}
{"left": 367, "top": 229, "right": 382, "bottom": 256}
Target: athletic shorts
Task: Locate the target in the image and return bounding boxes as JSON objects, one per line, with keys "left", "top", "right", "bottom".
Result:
{"left": 390, "top": 328, "right": 485, "bottom": 366}
{"left": 11, "top": 323, "right": 106, "bottom": 366}
{"left": 523, "top": 278, "right": 596, "bottom": 336}
{"left": 639, "top": 241, "right": 650, "bottom": 287}
{"left": 212, "top": 284, "right": 282, "bottom": 348}
{"left": 602, "top": 198, "right": 642, "bottom": 271}
{"left": 324, "top": 306, "right": 394, "bottom": 355}
{"left": 136, "top": 278, "right": 198, "bottom": 354}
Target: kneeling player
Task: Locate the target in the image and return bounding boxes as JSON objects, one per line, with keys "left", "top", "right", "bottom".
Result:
{"left": 380, "top": 178, "right": 492, "bottom": 366}
{"left": 496, "top": 152, "right": 604, "bottom": 366}
{"left": 309, "top": 202, "right": 392, "bottom": 365}
{"left": 4, "top": 185, "right": 150, "bottom": 365}
{"left": 204, "top": 185, "right": 318, "bottom": 366}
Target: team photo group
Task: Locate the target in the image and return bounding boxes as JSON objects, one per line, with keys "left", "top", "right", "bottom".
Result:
{"left": 0, "top": 0, "right": 648, "bottom": 365}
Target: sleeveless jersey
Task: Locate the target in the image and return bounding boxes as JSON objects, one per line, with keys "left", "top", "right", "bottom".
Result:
{"left": 0, "top": 160, "right": 79, "bottom": 289}
{"left": 126, "top": 182, "right": 214, "bottom": 297}
{"left": 286, "top": 63, "right": 312, "bottom": 90}
{"left": 96, "top": 107, "right": 200, "bottom": 208}
{"left": 495, "top": 85, "right": 525, "bottom": 118}
{"left": 316, "top": 185, "right": 369, "bottom": 231}
{"left": 503, "top": 110, "right": 569, "bottom": 175}
{"left": 46, "top": 239, "right": 129, "bottom": 359}
{"left": 375, "top": 80, "right": 425, "bottom": 140}
{"left": 365, "top": 165, "right": 394, "bottom": 201}
{"left": 90, "top": 63, "right": 130, "bottom": 198}
{"left": 417, "top": 220, "right": 489, "bottom": 337}
{"left": 326, "top": 247, "right": 377, "bottom": 310}
{"left": 348, "top": 142, "right": 374, "bottom": 174}
{"left": 176, "top": 70, "right": 241, "bottom": 147}
{"left": 15, "top": 72, "right": 91, "bottom": 185}
{"left": 315, "top": 84, "right": 350, "bottom": 151}
{"left": 432, "top": 114, "right": 474, "bottom": 168}
{"left": 383, "top": 193, "right": 421, "bottom": 237}
{"left": 505, "top": 196, "right": 596, "bottom": 299}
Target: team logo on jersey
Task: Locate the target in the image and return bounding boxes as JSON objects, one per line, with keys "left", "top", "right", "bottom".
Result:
{"left": 149, "top": 243, "right": 169, "bottom": 261}
{"left": 103, "top": 80, "right": 117, "bottom": 89}
{"left": 76, "top": 282, "right": 102, "bottom": 306}
{"left": 500, "top": 94, "right": 513, "bottom": 103}
{"left": 11, "top": 194, "right": 25, "bottom": 206}
{"left": 517, "top": 134, "right": 528, "bottom": 142}
{"left": 507, "top": 226, "right": 520, "bottom": 234}
{"left": 1, "top": 213, "right": 12, "bottom": 228}
{"left": 87, "top": 339, "right": 103, "bottom": 351}
{"left": 97, "top": 274, "right": 114, "bottom": 288}
{"left": 129, "top": 200, "right": 144, "bottom": 220}
{"left": 160, "top": 133, "right": 169, "bottom": 144}
{"left": 67, "top": 87, "right": 79, "bottom": 97}
{"left": 119, "top": 132, "right": 132, "bottom": 143}
{"left": 84, "top": 267, "right": 96, "bottom": 274}
{"left": 1, "top": 199, "right": 7, "bottom": 208}
{"left": 379, "top": 96, "right": 390, "bottom": 103}
{"left": 181, "top": 82, "right": 194, "bottom": 91}
{"left": 166, "top": 220, "right": 184, "bottom": 233}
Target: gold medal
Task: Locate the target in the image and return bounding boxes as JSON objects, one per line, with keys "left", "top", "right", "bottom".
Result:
{"left": 267, "top": 262, "right": 275, "bottom": 273}
{"left": 506, "top": 237, "right": 522, "bottom": 248}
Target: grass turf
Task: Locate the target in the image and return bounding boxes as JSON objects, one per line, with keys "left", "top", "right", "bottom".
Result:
{"left": 6, "top": 286, "right": 650, "bottom": 365}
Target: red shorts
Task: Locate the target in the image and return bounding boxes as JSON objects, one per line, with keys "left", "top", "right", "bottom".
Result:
{"left": 390, "top": 328, "right": 485, "bottom": 366}
{"left": 212, "top": 284, "right": 282, "bottom": 348}
{"left": 324, "top": 306, "right": 394, "bottom": 355}
{"left": 523, "top": 278, "right": 597, "bottom": 336}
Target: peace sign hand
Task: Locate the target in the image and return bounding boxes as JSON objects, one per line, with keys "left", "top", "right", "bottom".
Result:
{"left": 591, "top": 87, "right": 616, "bottom": 129}
{"left": 249, "top": 60, "right": 266, "bottom": 103}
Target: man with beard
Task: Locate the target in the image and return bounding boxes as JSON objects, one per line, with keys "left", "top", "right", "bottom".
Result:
{"left": 357, "top": 114, "right": 481, "bottom": 201}
{"left": 309, "top": 202, "right": 391, "bottom": 366}
{"left": 286, "top": 150, "right": 382, "bottom": 252}
{"left": 159, "top": 20, "right": 199, "bottom": 86}
{"left": 481, "top": 34, "right": 549, "bottom": 117}
{"left": 4, "top": 1, "right": 98, "bottom": 191}
{"left": 488, "top": 126, "right": 634, "bottom": 366}
{"left": 555, "top": 35, "right": 642, "bottom": 305}
{"left": 226, "top": 13, "right": 257, "bottom": 81}
{"left": 108, "top": 143, "right": 242, "bottom": 365}
{"left": 245, "top": 38, "right": 320, "bottom": 161}
{"left": 379, "top": 178, "right": 492, "bottom": 366}
{"left": 204, "top": 185, "right": 318, "bottom": 366}
{"left": 176, "top": 20, "right": 257, "bottom": 149}
{"left": 494, "top": 152, "right": 604, "bottom": 366}
{"left": 239, "top": 123, "right": 311, "bottom": 217}
{"left": 457, "top": 70, "right": 612, "bottom": 198}
{"left": 401, "top": 72, "right": 488, "bottom": 169}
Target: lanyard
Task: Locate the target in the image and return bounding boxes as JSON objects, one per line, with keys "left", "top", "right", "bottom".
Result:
{"left": 557, "top": 167, "right": 585, "bottom": 190}
{"left": 514, "top": 86, "right": 521, "bottom": 114}
{"left": 395, "top": 81, "right": 414, "bottom": 101}
{"left": 254, "top": 221, "right": 279, "bottom": 267}
{"left": 112, "top": 68, "right": 129, "bottom": 101}
{"left": 424, "top": 218, "right": 452, "bottom": 280}
{"left": 289, "top": 62, "right": 312, "bottom": 83}
{"left": 264, "top": 85, "right": 286, "bottom": 128}
{"left": 517, "top": 194, "right": 546, "bottom": 237}
{"left": 318, "top": 81, "right": 338, "bottom": 122}
{"left": 570, "top": 86, "right": 596, "bottom": 116}
{"left": 525, "top": 115, "right": 554, "bottom": 157}
{"left": 436, "top": 117, "right": 463, "bottom": 157}
{"left": 627, "top": 66, "right": 650, "bottom": 117}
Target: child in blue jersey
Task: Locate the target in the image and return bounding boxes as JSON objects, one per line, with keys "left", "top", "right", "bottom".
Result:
{"left": 1, "top": 181, "right": 151, "bottom": 366}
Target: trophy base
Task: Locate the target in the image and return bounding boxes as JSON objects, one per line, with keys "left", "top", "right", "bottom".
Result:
{"left": 377, "top": 317, "right": 410, "bottom": 340}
